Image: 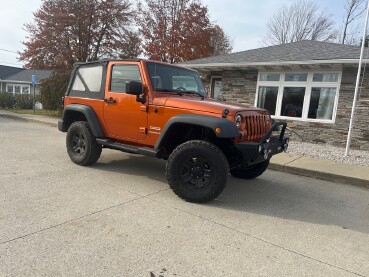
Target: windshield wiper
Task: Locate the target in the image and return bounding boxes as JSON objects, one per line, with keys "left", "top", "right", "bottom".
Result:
{"left": 182, "top": 90, "right": 204, "bottom": 97}
{"left": 155, "top": 89, "right": 183, "bottom": 96}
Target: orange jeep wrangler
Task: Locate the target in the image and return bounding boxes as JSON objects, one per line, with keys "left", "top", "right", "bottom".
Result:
{"left": 58, "top": 59, "right": 288, "bottom": 203}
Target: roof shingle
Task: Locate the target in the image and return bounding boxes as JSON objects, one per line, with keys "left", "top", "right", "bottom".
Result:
{"left": 0, "top": 65, "right": 24, "bottom": 79}
{"left": 182, "top": 40, "right": 362, "bottom": 65}
{"left": 5, "top": 69, "right": 52, "bottom": 83}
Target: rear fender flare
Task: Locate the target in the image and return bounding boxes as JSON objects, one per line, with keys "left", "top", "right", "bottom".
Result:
{"left": 59, "top": 104, "right": 104, "bottom": 137}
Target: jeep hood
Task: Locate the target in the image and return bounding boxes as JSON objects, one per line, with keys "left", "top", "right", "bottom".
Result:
{"left": 162, "top": 96, "right": 265, "bottom": 115}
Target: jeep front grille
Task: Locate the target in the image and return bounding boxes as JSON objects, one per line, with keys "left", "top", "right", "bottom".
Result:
{"left": 244, "top": 115, "right": 268, "bottom": 141}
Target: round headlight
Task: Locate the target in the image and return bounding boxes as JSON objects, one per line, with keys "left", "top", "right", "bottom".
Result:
{"left": 235, "top": 115, "right": 242, "bottom": 128}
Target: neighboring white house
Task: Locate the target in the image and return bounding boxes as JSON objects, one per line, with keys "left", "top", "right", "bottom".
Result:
{"left": 0, "top": 65, "right": 52, "bottom": 95}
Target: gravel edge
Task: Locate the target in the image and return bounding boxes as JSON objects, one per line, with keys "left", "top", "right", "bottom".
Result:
{"left": 286, "top": 141, "right": 369, "bottom": 167}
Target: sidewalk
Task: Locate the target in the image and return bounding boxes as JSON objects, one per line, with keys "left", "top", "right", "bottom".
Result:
{"left": 1, "top": 109, "right": 368, "bottom": 189}
{"left": 0, "top": 109, "right": 58, "bottom": 127}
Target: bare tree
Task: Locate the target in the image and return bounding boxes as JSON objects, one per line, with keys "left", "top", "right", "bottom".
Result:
{"left": 263, "top": 1, "right": 337, "bottom": 46}
{"left": 341, "top": 0, "right": 366, "bottom": 44}
{"left": 209, "top": 25, "right": 233, "bottom": 56}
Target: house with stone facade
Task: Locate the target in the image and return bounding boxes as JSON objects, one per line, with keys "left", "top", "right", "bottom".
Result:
{"left": 181, "top": 40, "right": 369, "bottom": 150}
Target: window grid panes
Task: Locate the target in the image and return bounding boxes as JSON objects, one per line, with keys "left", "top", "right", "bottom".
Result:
{"left": 284, "top": 73, "right": 308, "bottom": 82}
{"left": 312, "top": 73, "right": 339, "bottom": 82}
{"left": 257, "top": 86, "right": 278, "bottom": 115}
{"left": 256, "top": 71, "right": 340, "bottom": 122}
{"left": 6, "top": 84, "right": 30, "bottom": 94}
{"left": 308, "top": 87, "right": 337, "bottom": 120}
{"left": 259, "top": 73, "right": 280, "bottom": 82}
{"left": 281, "top": 87, "right": 305, "bottom": 118}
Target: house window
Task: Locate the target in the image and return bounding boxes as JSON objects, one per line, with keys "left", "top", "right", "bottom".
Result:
{"left": 210, "top": 77, "right": 222, "bottom": 99}
{"left": 257, "top": 86, "right": 278, "bottom": 115}
{"left": 256, "top": 71, "right": 340, "bottom": 123}
{"left": 281, "top": 87, "right": 305, "bottom": 118}
{"left": 6, "top": 84, "right": 31, "bottom": 95}
{"left": 6, "top": 85, "right": 13, "bottom": 93}
{"left": 259, "top": 73, "right": 280, "bottom": 81}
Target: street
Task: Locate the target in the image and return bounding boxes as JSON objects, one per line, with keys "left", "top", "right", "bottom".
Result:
{"left": 0, "top": 118, "right": 368, "bottom": 277}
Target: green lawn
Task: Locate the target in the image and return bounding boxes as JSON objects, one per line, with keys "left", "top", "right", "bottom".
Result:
{"left": 3, "top": 109, "right": 62, "bottom": 118}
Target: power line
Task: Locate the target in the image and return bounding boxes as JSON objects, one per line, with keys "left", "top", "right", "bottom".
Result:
{"left": 0, "top": 61, "right": 24, "bottom": 67}
{"left": 0, "top": 48, "right": 18, "bottom": 54}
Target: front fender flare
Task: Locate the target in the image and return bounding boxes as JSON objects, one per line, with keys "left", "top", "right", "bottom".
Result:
{"left": 154, "top": 114, "right": 240, "bottom": 149}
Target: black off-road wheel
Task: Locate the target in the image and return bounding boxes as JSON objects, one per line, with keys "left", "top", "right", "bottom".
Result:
{"left": 166, "top": 140, "right": 229, "bottom": 203}
{"left": 230, "top": 159, "right": 270, "bottom": 179}
{"left": 66, "top": 121, "right": 102, "bottom": 166}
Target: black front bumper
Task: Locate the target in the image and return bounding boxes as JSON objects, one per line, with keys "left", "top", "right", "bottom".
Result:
{"left": 234, "top": 121, "right": 289, "bottom": 168}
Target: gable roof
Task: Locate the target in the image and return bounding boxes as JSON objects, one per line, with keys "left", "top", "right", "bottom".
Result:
{"left": 181, "top": 40, "right": 363, "bottom": 68}
{"left": 0, "top": 65, "right": 24, "bottom": 79}
{"left": 5, "top": 69, "right": 52, "bottom": 83}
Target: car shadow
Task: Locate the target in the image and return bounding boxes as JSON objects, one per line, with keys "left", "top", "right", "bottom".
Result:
{"left": 89, "top": 152, "right": 168, "bottom": 183}
{"left": 212, "top": 173, "right": 369, "bottom": 234}
{"left": 89, "top": 153, "right": 369, "bottom": 234}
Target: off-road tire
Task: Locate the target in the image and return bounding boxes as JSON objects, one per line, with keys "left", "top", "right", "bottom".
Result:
{"left": 230, "top": 159, "right": 270, "bottom": 179}
{"left": 166, "top": 140, "right": 229, "bottom": 203}
{"left": 66, "top": 121, "right": 102, "bottom": 166}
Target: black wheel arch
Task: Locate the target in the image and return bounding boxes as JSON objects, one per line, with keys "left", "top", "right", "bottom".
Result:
{"left": 154, "top": 114, "right": 240, "bottom": 151}
{"left": 58, "top": 104, "right": 104, "bottom": 138}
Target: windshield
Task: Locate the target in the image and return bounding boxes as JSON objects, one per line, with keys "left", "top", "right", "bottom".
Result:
{"left": 146, "top": 62, "right": 206, "bottom": 97}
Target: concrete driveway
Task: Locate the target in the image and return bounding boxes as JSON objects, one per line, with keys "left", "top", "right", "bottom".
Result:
{"left": 0, "top": 118, "right": 368, "bottom": 277}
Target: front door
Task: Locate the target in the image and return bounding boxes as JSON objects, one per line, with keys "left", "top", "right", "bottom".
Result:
{"left": 103, "top": 62, "right": 147, "bottom": 142}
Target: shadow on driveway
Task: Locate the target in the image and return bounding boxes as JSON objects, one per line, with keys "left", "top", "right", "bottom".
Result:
{"left": 87, "top": 153, "right": 369, "bottom": 234}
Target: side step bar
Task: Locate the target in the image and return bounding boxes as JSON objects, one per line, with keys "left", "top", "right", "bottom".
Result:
{"left": 96, "top": 138, "right": 160, "bottom": 157}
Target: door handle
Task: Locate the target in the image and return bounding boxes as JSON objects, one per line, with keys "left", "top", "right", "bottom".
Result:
{"left": 104, "top": 97, "right": 116, "bottom": 104}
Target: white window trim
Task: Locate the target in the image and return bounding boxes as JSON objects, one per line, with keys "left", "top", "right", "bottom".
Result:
{"left": 255, "top": 70, "right": 341, "bottom": 124}
{"left": 6, "top": 83, "right": 31, "bottom": 95}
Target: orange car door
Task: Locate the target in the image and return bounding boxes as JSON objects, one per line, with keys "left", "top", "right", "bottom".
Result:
{"left": 103, "top": 62, "right": 148, "bottom": 142}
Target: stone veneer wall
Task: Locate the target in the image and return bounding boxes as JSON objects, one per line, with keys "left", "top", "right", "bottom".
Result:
{"left": 206, "top": 66, "right": 369, "bottom": 149}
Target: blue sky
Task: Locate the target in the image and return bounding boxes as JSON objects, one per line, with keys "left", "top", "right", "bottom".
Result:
{"left": 0, "top": 0, "right": 365, "bottom": 67}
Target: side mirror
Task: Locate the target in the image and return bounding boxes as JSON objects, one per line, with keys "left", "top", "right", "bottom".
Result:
{"left": 125, "top": 81, "right": 143, "bottom": 96}
{"left": 125, "top": 81, "right": 146, "bottom": 104}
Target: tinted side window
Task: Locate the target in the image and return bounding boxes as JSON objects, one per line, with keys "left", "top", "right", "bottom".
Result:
{"left": 69, "top": 65, "right": 104, "bottom": 99}
{"left": 110, "top": 65, "right": 142, "bottom": 93}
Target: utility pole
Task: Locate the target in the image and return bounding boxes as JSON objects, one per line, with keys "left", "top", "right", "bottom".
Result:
{"left": 345, "top": 0, "right": 369, "bottom": 156}
{"left": 32, "top": 69, "right": 36, "bottom": 114}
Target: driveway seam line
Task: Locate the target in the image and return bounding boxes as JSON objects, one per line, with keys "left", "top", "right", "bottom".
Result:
{"left": 284, "top": 155, "right": 303, "bottom": 166}
{"left": 0, "top": 188, "right": 170, "bottom": 246}
{"left": 147, "top": 198, "right": 364, "bottom": 277}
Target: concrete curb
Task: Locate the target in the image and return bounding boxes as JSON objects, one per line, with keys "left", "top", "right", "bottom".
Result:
{"left": 1, "top": 110, "right": 368, "bottom": 190}
{"left": 0, "top": 112, "right": 58, "bottom": 128}
{"left": 270, "top": 155, "right": 369, "bottom": 190}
